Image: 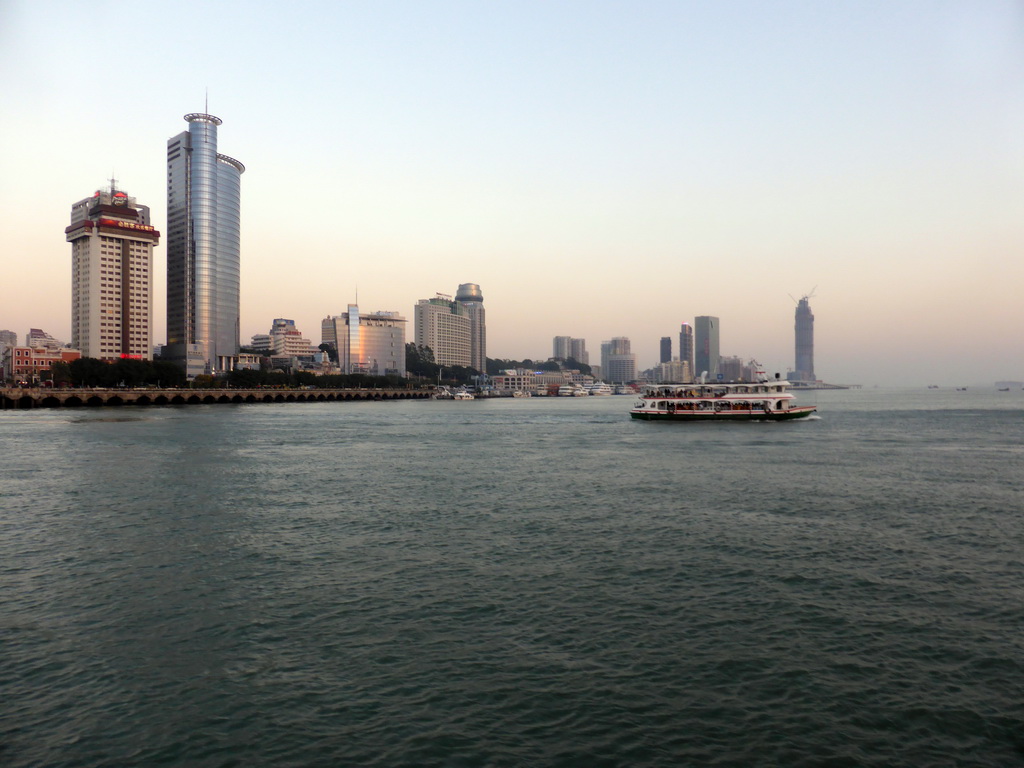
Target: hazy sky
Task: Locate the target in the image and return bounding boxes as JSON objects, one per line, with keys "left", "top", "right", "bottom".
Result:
{"left": 2, "top": 1, "right": 1022, "bottom": 385}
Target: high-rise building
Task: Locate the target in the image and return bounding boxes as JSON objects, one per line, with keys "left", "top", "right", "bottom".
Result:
{"left": 554, "top": 336, "right": 588, "bottom": 365}
{"left": 553, "top": 336, "right": 571, "bottom": 360}
{"left": 569, "top": 338, "right": 588, "bottom": 366}
{"left": 455, "top": 283, "right": 486, "bottom": 372}
{"left": 694, "top": 316, "right": 720, "bottom": 380}
{"left": 678, "top": 323, "right": 694, "bottom": 375}
{"left": 660, "top": 336, "right": 672, "bottom": 364}
{"left": 415, "top": 294, "right": 471, "bottom": 367}
{"left": 66, "top": 184, "right": 159, "bottom": 361}
{"left": 322, "top": 305, "right": 407, "bottom": 376}
{"left": 601, "top": 337, "right": 637, "bottom": 384}
{"left": 165, "top": 112, "right": 244, "bottom": 378}
{"left": 792, "top": 296, "right": 815, "bottom": 382}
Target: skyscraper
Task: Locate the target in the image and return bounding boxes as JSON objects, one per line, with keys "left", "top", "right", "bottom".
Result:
{"left": 455, "top": 283, "right": 486, "bottom": 372}
{"left": 678, "top": 322, "right": 694, "bottom": 375}
{"left": 165, "top": 112, "right": 244, "bottom": 378}
{"left": 601, "top": 337, "right": 636, "bottom": 384}
{"left": 569, "top": 338, "right": 588, "bottom": 366}
{"left": 66, "top": 184, "right": 159, "bottom": 360}
{"left": 694, "top": 316, "right": 720, "bottom": 380}
{"left": 415, "top": 294, "right": 471, "bottom": 367}
{"left": 793, "top": 295, "right": 815, "bottom": 382}
{"left": 660, "top": 336, "right": 672, "bottom": 364}
{"left": 553, "top": 336, "right": 571, "bottom": 360}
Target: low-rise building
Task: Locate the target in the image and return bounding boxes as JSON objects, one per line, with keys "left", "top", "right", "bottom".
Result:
{"left": 491, "top": 368, "right": 594, "bottom": 393}
{"left": 3, "top": 346, "right": 81, "bottom": 384}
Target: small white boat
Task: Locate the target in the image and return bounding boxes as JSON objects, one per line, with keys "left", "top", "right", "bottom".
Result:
{"left": 589, "top": 383, "right": 613, "bottom": 396}
{"left": 453, "top": 390, "right": 475, "bottom": 400}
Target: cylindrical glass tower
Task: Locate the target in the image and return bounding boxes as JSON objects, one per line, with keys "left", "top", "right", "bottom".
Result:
{"left": 166, "top": 113, "right": 244, "bottom": 377}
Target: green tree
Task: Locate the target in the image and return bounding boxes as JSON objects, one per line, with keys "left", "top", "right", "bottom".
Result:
{"left": 48, "top": 361, "right": 73, "bottom": 385}
{"left": 318, "top": 342, "right": 338, "bottom": 363}
{"left": 228, "top": 367, "right": 264, "bottom": 388}
{"left": 151, "top": 360, "right": 186, "bottom": 387}
{"left": 565, "top": 357, "right": 592, "bottom": 376}
{"left": 111, "top": 358, "right": 150, "bottom": 387}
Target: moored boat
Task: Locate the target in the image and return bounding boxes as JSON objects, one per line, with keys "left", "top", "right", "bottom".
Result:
{"left": 630, "top": 378, "right": 816, "bottom": 421}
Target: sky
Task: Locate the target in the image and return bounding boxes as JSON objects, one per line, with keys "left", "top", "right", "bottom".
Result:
{"left": 1, "top": 0, "right": 1022, "bottom": 386}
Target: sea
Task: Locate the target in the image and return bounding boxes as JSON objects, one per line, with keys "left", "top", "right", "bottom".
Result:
{"left": 2, "top": 388, "right": 1022, "bottom": 767}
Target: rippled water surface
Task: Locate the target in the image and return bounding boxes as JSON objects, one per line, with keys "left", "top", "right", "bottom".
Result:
{"left": 2, "top": 389, "right": 1023, "bottom": 767}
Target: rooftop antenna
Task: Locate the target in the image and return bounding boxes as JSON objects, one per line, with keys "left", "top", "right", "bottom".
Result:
{"left": 789, "top": 286, "right": 818, "bottom": 304}
{"left": 109, "top": 173, "right": 117, "bottom": 194}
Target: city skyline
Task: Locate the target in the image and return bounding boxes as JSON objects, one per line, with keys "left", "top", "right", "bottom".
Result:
{"left": 2, "top": 2, "right": 1022, "bottom": 386}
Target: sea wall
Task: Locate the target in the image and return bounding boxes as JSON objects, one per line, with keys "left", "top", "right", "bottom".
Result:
{"left": 0, "top": 387, "right": 431, "bottom": 410}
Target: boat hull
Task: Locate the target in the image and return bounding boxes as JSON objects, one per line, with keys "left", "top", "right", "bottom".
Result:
{"left": 630, "top": 405, "right": 816, "bottom": 422}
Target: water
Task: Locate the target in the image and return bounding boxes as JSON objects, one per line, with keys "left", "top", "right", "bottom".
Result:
{"left": 2, "top": 389, "right": 1023, "bottom": 767}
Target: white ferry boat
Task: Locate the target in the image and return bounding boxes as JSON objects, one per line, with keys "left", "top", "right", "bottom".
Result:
{"left": 589, "top": 383, "right": 613, "bottom": 396}
{"left": 630, "top": 378, "right": 816, "bottom": 422}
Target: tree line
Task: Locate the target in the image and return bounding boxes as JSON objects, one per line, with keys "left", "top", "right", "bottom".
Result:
{"left": 42, "top": 357, "right": 187, "bottom": 388}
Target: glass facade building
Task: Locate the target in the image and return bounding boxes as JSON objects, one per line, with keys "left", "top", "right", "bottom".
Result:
{"left": 694, "top": 316, "right": 720, "bottom": 380}
{"left": 165, "top": 113, "right": 244, "bottom": 378}
{"left": 793, "top": 296, "right": 815, "bottom": 382}
{"left": 678, "top": 322, "right": 694, "bottom": 376}
{"left": 455, "top": 283, "right": 486, "bottom": 373}
{"left": 322, "top": 305, "right": 407, "bottom": 376}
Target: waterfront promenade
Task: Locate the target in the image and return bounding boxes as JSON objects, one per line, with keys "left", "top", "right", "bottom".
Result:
{"left": 1, "top": 386, "right": 432, "bottom": 410}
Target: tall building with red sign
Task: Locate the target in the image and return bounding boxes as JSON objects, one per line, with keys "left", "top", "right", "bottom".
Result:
{"left": 65, "top": 184, "right": 160, "bottom": 361}
{"left": 165, "top": 112, "right": 245, "bottom": 378}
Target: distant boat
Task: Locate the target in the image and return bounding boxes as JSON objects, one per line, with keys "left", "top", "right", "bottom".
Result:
{"left": 998, "top": 388, "right": 1010, "bottom": 392}
{"left": 956, "top": 387, "right": 968, "bottom": 392}
{"left": 927, "top": 385, "right": 939, "bottom": 389}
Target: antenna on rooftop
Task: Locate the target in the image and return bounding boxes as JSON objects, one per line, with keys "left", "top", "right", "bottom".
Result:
{"left": 789, "top": 286, "right": 818, "bottom": 304}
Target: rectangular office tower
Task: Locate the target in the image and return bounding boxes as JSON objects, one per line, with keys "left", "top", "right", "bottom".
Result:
{"left": 414, "top": 294, "right": 471, "bottom": 368}
{"left": 678, "top": 322, "right": 694, "bottom": 375}
{"left": 553, "top": 336, "right": 571, "bottom": 360}
{"left": 66, "top": 185, "right": 160, "bottom": 360}
{"left": 322, "top": 305, "right": 407, "bottom": 376}
{"left": 694, "top": 316, "right": 720, "bottom": 380}
{"left": 165, "top": 112, "right": 245, "bottom": 378}
{"left": 660, "top": 336, "right": 672, "bottom": 363}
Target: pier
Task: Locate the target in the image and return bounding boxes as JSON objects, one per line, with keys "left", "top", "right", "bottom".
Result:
{"left": 1, "top": 386, "right": 432, "bottom": 410}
